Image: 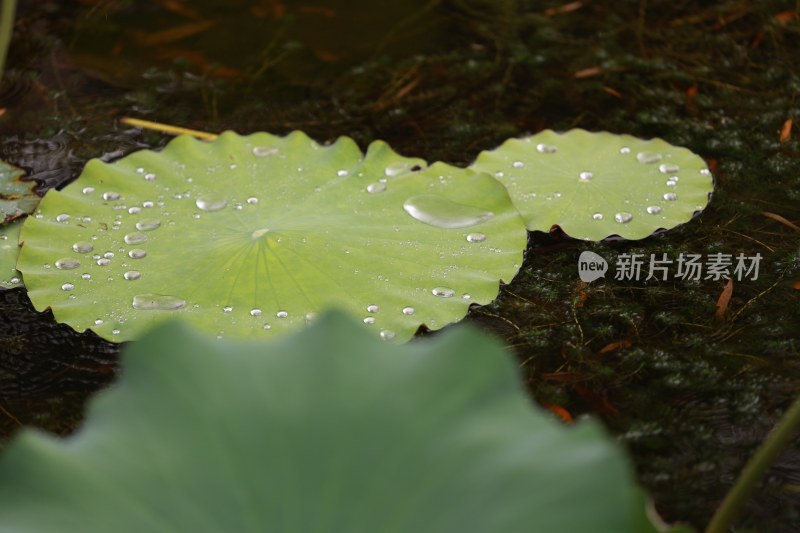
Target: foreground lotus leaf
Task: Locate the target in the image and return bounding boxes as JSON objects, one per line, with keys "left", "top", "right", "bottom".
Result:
{"left": 0, "top": 160, "right": 39, "bottom": 224}
{"left": 17, "top": 131, "right": 526, "bottom": 342}
{"left": 470, "top": 129, "right": 714, "bottom": 240}
{"left": 0, "top": 312, "right": 654, "bottom": 532}
{"left": 0, "top": 220, "right": 23, "bottom": 289}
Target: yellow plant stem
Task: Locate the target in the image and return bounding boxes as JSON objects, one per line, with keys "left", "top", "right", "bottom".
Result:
{"left": 120, "top": 117, "right": 218, "bottom": 141}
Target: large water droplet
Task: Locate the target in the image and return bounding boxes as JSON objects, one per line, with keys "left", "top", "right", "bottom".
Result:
{"left": 432, "top": 286, "right": 455, "bottom": 298}
{"left": 135, "top": 219, "right": 161, "bottom": 231}
{"left": 536, "top": 143, "right": 557, "bottom": 153}
{"left": 337, "top": 170, "right": 349, "bottom": 177}
{"left": 615, "top": 212, "right": 633, "bottom": 224}
{"left": 223, "top": 306, "right": 233, "bottom": 313}
{"left": 132, "top": 294, "right": 186, "bottom": 310}
{"left": 366, "top": 182, "right": 386, "bottom": 194}
{"left": 247, "top": 197, "right": 258, "bottom": 204}
{"left": 61, "top": 283, "right": 74, "bottom": 291}
{"left": 196, "top": 196, "right": 227, "bottom": 212}
{"left": 579, "top": 171, "right": 593, "bottom": 182}
{"left": 96, "top": 258, "right": 110, "bottom": 266}
{"left": 144, "top": 173, "right": 156, "bottom": 181}
{"left": 128, "top": 207, "right": 142, "bottom": 214}
{"left": 81, "top": 273, "right": 91, "bottom": 280}
{"left": 124, "top": 232, "right": 148, "bottom": 245}
{"left": 636, "top": 152, "right": 662, "bottom": 164}
{"left": 276, "top": 310, "right": 288, "bottom": 318}
{"left": 94, "top": 319, "right": 104, "bottom": 325}
{"left": 56, "top": 214, "right": 70, "bottom": 223}
{"left": 385, "top": 162, "right": 410, "bottom": 177}
{"left": 646, "top": 206, "right": 662, "bottom": 214}
{"left": 700, "top": 168, "right": 711, "bottom": 175}
{"left": 403, "top": 195, "right": 494, "bottom": 229}
{"left": 82, "top": 187, "right": 95, "bottom": 194}
{"left": 252, "top": 146, "right": 278, "bottom": 157}
{"left": 250, "top": 308, "right": 262, "bottom": 317}
{"left": 103, "top": 191, "right": 121, "bottom": 201}
{"left": 592, "top": 213, "right": 603, "bottom": 220}
{"left": 380, "top": 330, "right": 396, "bottom": 341}
{"left": 366, "top": 304, "right": 379, "bottom": 313}
{"left": 402, "top": 306, "right": 415, "bottom": 315}
{"left": 466, "top": 232, "right": 486, "bottom": 243}
{"left": 72, "top": 241, "right": 94, "bottom": 253}
{"left": 55, "top": 258, "right": 80, "bottom": 270}
{"left": 658, "top": 163, "right": 680, "bottom": 174}
{"left": 363, "top": 316, "right": 375, "bottom": 324}
{"left": 512, "top": 161, "right": 524, "bottom": 168}
{"left": 128, "top": 249, "right": 147, "bottom": 259}
{"left": 124, "top": 271, "right": 141, "bottom": 280}
{"left": 663, "top": 192, "right": 678, "bottom": 201}
{"left": 619, "top": 147, "right": 631, "bottom": 154}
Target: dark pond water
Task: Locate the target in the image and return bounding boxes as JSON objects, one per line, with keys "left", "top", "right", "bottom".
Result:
{"left": 1, "top": 1, "right": 800, "bottom": 530}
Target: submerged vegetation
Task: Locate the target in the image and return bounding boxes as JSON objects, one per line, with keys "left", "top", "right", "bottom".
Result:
{"left": 0, "top": 1, "right": 799, "bottom": 531}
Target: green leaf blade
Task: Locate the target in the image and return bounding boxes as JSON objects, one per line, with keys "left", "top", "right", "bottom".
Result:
{"left": 0, "top": 312, "right": 648, "bottom": 532}
{"left": 471, "top": 129, "right": 714, "bottom": 241}
{"left": 18, "top": 132, "right": 526, "bottom": 342}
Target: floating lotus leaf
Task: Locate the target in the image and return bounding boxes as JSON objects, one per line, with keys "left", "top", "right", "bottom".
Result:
{"left": 470, "top": 129, "right": 714, "bottom": 241}
{"left": 17, "top": 131, "right": 526, "bottom": 342}
{"left": 0, "top": 220, "right": 23, "bottom": 289}
{"left": 0, "top": 160, "right": 39, "bottom": 223}
{"left": 0, "top": 312, "right": 654, "bottom": 532}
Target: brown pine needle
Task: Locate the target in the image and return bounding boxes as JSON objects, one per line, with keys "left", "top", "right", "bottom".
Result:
{"left": 780, "top": 118, "right": 793, "bottom": 143}
{"left": 762, "top": 211, "right": 800, "bottom": 232}
{"left": 715, "top": 279, "right": 734, "bottom": 321}
{"left": 120, "top": 117, "right": 218, "bottom": 140}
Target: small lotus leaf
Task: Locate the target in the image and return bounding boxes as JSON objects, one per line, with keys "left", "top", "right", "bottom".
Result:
{"left": 17, "top": 131, "right": 526, "bottom": 342}
{"left": 0, "top": 160, "right": 39, "bottom": 223}
{"left": 470, "top": 129, "right": 714, "bottom": 240}
{"left": 0, "top": 312, "right": 649, "bottom": 532}
{"left": 0, "top": 220, "right": 23, "bottom": 289}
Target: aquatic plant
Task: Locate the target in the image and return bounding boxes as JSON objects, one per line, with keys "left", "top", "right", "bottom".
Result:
{"left": 470, "top": 129, "right": 714, "bottom": 241}
{"left": 17, "top": 131, "right": 526, "bottom": 342}
{"left": 0, "top": 219, "right": 21, "bottom": 288}
{"left": 0, "top": 159, "right": 38, "bottom": 223}
{"left": 0, "top": 311, "right": 664, "bottom": 533}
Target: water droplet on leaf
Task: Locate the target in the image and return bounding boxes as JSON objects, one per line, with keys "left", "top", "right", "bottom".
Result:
{"left": 646, "top": 206, "right": 662, "bottom": 214}
{"left": 402, "top": 306, "right": 415, "bottom": 315}
{"left": 636, "top": 152, "right": 662, "bottom": 164}
{"left": 55, "top": 258, "right": 80, "bottom": 270}
{"left": 403, "top": 195, "right": 494, "bottom": 229}
{"left": 432, "top": 286, "right": 455, "bottom": 298}
{"left": 466, "top": 233, "right": 486, "bottom": 243}
{"left": 196, "top": 196, "right": 228, "bottom": 212}
{"left": 366, "top": 182, "right": 386, "bottom": 194}
{"left": 615, "top": 212, "right": 633, "bottom": 224}
{"left": 132, "top": 294, "right": 186, "bottom": 311}
{"left": 536, "top": 143, "right": 557, "bottom": 153}
{"left": 124, "top": 232, "right": 148, "bottom": 245}
{"left": 135, "top": 219, "right": 161, "bottom": 231}
{"left": 123, "top": 271, "right": 141, "bottom": 280}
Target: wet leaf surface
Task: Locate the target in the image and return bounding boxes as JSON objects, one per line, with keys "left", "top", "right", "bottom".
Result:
{"left": 18, "top": 131, "right": 525, "bottom": 342}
